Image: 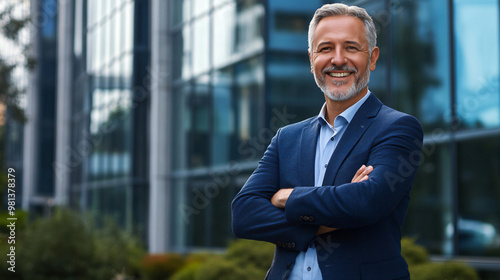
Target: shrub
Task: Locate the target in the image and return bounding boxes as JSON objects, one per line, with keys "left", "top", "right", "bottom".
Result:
{"left": 194, "top": 258, "right": 265, "bottom": 280}
{"left": 170, "top": 262, "right": 203, "bottom": 280}
{"left": 225, "top": 239, "right": 274, "bottom": 271}
{"left": 169, "top": 239, "right": 273, "bottom": 280}
{"left": 410, "top": 262, "right": 480, "bottom": 280}
{"left": 141, "top": 253, "right": 186, "bottom": 280}
{"left": 401, "top": 237, "right": 429, "bottom": 266}
{"left": 171, "top": 237, "right": 480, "bottom": 280}
{"left": 15, "top": 209, "right": 145, "bottom": 280}
{"left": 402, "top": 237, "right": 479, "bottom": 280}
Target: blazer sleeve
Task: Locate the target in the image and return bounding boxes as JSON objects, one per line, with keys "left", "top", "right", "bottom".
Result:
{"left": 284, "top": 115, "right": 424, "bottom": 229}
{"left": 231, "top": 128, "right": 318, "bottom": 252}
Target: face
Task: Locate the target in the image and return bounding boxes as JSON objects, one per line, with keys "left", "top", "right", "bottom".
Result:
{"left": 309, "top": 15, "right": 379, "bottom": 101}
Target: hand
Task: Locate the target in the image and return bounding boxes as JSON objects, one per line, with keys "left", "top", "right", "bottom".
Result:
{"left": 317, "top": 165, "right": 373, "bottom": 235}
{"left": 351, "top": 165, "right": 373, "bottom": 183}
{"left": 271, "top": 188, "right": 293, "bottom": 209}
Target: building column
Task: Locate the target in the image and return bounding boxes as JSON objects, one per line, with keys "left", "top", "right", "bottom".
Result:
{"left": 54, "top": 0, "right": 74, "bottom": 206}
{"left": 22, "top": 0, "right": 41, "bottom": 210}
{"left": 148, "top": 0, "right": 171, "bottom": 253}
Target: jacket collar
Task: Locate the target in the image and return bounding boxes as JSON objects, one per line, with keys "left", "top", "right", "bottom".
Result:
{"left": 299, "top": 92, "right": 383, "bottom": 186}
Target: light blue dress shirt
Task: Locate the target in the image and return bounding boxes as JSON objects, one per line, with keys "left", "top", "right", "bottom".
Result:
{"left": 288, "top": 92, "right": 371, "bottom": 280}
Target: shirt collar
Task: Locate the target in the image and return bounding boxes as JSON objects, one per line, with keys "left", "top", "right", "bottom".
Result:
{"left": 317, "top": 90, "right": 371, "bottom": 127}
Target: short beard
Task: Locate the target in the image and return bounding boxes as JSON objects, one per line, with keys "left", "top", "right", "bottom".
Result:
{"left": 314, "top": 63, "right": 371, "bottom": 101}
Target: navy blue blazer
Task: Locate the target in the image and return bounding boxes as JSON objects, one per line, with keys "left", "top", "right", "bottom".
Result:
{"left": 232, "top": 93, "right": 424, "bottom": 280}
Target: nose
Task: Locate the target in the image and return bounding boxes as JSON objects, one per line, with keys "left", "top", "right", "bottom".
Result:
{"left": 330, "top": 49, "right": 347, "bottom": 66}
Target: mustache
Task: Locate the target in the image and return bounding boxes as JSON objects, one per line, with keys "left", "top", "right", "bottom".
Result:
{"left": 322, "top": 65, "right": 358, "bottom": 75}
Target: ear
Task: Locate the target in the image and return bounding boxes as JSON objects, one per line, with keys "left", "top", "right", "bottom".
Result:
{"left": 369, "top": 47, "right": 379, "bottom": 71}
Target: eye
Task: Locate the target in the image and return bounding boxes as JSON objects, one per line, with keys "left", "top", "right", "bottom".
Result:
{"left": 318, "top": 46, "right": 332, "bottom": 52}
{"left": 346, "top": 46, "right": 359, "bottom": 51}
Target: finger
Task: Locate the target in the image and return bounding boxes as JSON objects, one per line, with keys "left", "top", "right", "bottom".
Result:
{"left": 352, "top": 165, "right": 366, "bottom": 180}
{"left": 362, "top": 165, "right": 373, "bottom": 176}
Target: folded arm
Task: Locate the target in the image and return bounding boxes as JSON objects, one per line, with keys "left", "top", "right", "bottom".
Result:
{"left": 231, "top": 129, "right": 317, "bottom": 251}
{"left": 284, "top": 115, "right": 423, "bottom": 229}
{"left": 272, "top": 165, "right": 373, "bottom": 235}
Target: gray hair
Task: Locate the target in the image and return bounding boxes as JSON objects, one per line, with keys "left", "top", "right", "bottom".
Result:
{"left": 308, "top": 3, "right": 377, "bottom": 53}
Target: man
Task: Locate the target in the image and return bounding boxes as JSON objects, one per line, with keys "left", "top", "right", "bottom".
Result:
{"left": 232, "top": 3, "right": 423, "bottom": 280}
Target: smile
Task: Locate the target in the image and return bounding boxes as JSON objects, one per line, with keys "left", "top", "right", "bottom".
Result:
{"left": 327, "top": 72, "right": 352, "bottom": 78}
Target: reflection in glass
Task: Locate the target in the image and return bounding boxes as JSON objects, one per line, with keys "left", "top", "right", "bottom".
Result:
{"left": 123, "top": 2, "right": 135, "bottom": 53}
{"left": 190, "top": 76, "right": 211, "bottom": 167}
{"left": 213, "top": 68, "right": 234, "bottom": 165}
{"left": 193, "top": 0, "right": 210, "bottom": 16}
{"left": 267, "top": 0, "right": 321, "bottom": 52}
{"left": 172, "top": 173, "right": 248, "bottom": 248}
{"left": 193, "top": 17, "right": 210, "bottom": 75}
{"left": 213, "top": 3, "right": 236, "bottom": 67}
{"left": 457, "top": 137, "right": 500, "bottom": 256}
{"left": 234, "top": 1, "right": 264, "bottom": 57}
{"left": 234, "top": 56, "right": 264, "bottom": 161}
{"left": 172, "top": 25, "right": 192, "bottom": 80}
{"left": 172, "top": 0, "right": 191, "bottom": 25}
{"left": 172, "top": 85, "right": 191, "bottom": 171}
{"left": 455, "top": 0, "right": 500, "bottom": 129}
{"left": 404, "top": 143, "right": 453, "bottom": 255}
{"left": 391, "top": 0, "right": 450, "bottom": 131}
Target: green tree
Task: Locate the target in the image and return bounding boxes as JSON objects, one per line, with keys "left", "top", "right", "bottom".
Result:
{"left": 0, "top": 2, "right": 33, "bottom": 122}
{"left": 0, "top": 1, "right": 33, "bottom": 214}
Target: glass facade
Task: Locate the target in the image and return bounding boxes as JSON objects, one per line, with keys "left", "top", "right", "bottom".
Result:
{"left": 70, "top": 0, "right": 149, "bottom": 237}
{"left": 35, "top": 0, "right": 58, "bottom": 198}
{"left": 40, "top": 0, "right": 500, "bottom": 275}
{"left": 170, "top": 0, "right": 267, "bottom": 249}
{"left": 167, "top": 0, "right": 500, "bottom": 273}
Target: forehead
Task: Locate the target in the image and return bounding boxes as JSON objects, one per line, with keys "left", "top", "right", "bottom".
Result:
{"left": 313, "top": 15, "right": 367, "bottom": 46}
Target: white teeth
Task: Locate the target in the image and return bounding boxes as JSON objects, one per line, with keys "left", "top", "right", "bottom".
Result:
{"left": 328, "top": 72, "right": 351, "bottom": 77}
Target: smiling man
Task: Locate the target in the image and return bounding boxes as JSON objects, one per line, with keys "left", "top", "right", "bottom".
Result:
{"left": 232, "top": 3, "right": 423, "bottom": 280}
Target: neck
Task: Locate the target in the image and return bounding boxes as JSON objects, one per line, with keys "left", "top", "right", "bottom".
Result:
{"left": 324, "top": 88, "right": 368, "bottom": 126}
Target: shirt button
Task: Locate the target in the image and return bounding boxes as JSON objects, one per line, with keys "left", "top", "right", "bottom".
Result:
{"left": 307, "top": 267, "right": 311, "bottom": 271}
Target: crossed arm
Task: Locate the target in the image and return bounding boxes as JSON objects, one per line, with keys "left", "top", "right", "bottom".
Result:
{"left": 271, "top": 165, "right": 373, "bottom": 235}
{"left": 232, "top": 114, "right": 423, "bottom": 251}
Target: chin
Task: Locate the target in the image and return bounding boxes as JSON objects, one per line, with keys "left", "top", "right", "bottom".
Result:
{"left": 324, "top": 86, "right": 359, "bottom": 101}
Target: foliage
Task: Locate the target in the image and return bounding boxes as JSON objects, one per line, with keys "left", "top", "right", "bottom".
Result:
{"left": 169, "top": 239, "right": 273, "bottom": 280}
{"left": 0, "top": 210, "right": 27, "bottom": 235}
{"left": 225, "top": 239, "right": 275, "bottom": 271}
{"left": 401, "top": 237, "right": 429, "bottom": 266}
{"left": 0, "top": 214, "right": 480, "bottom": 280}
{"left": 169, "top": 253, "right": 218, "bottom": 280}
{"left": 194, "top": 258, "right": 265, "bottom": 280}
{"left": 170, "top": 262, "right": 203, "bottom": 280}
{"left": 141, "top": 253, "right": 186, "bottom": 280}
{"left": 402, "top": 237, "right": 479, "bottom": 280}
{"left": 410, "top": 262, "right": 480, "bottom": 280}
{"left": 0, "top": 2, "right": 33, "bottom": 122}
{"left": 2, "top": 208, "right": 145, "bottom": 280}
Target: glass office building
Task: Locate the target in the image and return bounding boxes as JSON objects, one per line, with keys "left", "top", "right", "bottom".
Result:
{"left": 29, "top": 0, "right": 500, "bottom": 277}
{"left": 68, "top": 0, "right": 150, "bottom": 235}
{"left": 167, "top": 0, "right": 500, "bottom": 274}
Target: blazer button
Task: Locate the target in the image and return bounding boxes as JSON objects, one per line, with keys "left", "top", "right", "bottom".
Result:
{"left": 308, "top": 216, "right": 315, "bottom": 222}
{"left": 299, "top": 216, "right": 305, "bottom": 221}
{"left": 290, "top": 242, "right": 296, "bottom": 248}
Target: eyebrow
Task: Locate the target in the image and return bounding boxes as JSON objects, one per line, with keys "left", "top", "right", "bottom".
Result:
{"left": 345, "top": 41, "right": 362, "bottom": 48}
{"left": 315, "top": 42, "right": 331, "bottom": 50}
{"left": 315, "top": 40, "right": 363, "bottom": 50}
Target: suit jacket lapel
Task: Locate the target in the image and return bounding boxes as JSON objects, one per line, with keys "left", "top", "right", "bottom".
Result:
{"left": 321, "top": 93, "right": 383, "bottom": 186}
{"left": 300, "top": 118, "right": 320, "bottom": 187}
